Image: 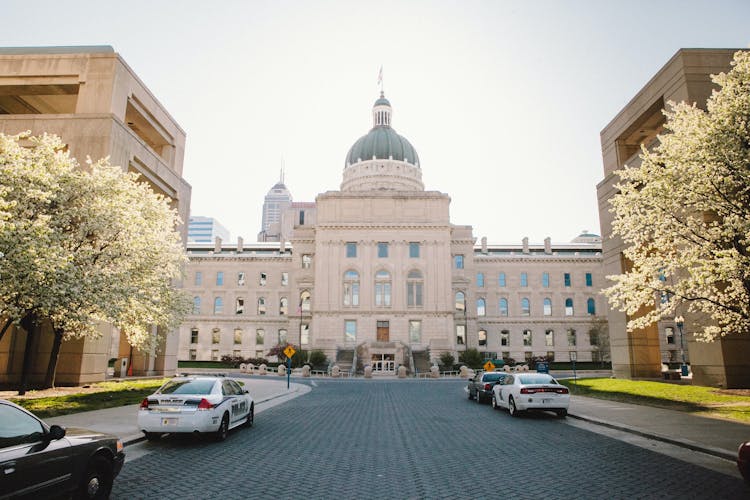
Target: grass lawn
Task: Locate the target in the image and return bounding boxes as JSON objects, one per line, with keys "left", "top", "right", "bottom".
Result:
{"left": 8, "top": 379, "right": 168, "bottom": 419}
{"left": 561, "top": 378, "right": 750, "bottom": 423}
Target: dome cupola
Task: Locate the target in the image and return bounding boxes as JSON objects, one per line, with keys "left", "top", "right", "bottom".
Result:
{"left": 342, "top": 92, "right": 423, "bottom": 191}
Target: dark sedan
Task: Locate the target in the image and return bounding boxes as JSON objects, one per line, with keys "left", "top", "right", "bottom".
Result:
{"left": 467, "top": 371, "right": 509, "bottom": 404}
{"left": 0, "top": 399, "right": 124, "bottom": 499}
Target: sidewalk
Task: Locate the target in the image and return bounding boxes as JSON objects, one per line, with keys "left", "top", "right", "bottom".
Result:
{"left": 46, "top": 377, "right": 309, "bottom": 446}
{"left": 45, "top": 376, "right": 749, "bottom": 465}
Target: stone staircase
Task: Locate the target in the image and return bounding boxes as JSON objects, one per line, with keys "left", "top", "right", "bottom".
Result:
{"left": 412, "top": 350, "right": 432, "bottom": 375}
{"left": 336, "top": 348, "right": 354, "bottom": 374}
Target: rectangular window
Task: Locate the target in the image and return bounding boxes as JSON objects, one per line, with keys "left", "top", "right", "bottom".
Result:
{"left": 498, "top": 273, "right": 506, "bottom": 287}
{"left": 501, "top": 351, "right": 510, "bottom": 360}
{"left": 407, "top": 282, "right": 423, "bottom": 307}
{"left": 522, "top": 329, "right": 532, "bottom": 347}
{"left": 545, "top": 329, "right": 554, "bottom": 347}
{"left": 454, "top": 255, "right": 464, "bottom": 269}
{"left": 189, "top": 349, "right": 197, "bottom": 361}
{"left": 478, "top": 329, "right": 487, "bottom": 346}
{"left": 377, "top": 242, "right": 388, "bottom": 258}
{"left": 234, "top": 328, "right": 242, "bottom": 345}
{"left": 409, "top": 320, "right": 421, "bottom": 343}
{"left": 299, "top": 210, "right": 305, "bottom": 225}
{"left": 258, "top": 298, "right": 266, "bottom": 315}
{"left": 281, "top": 272, "right": 289, "bottom": 286}
{"left": 456, "top": 324, "right": 466, "bottom": 345}
{"left": 256, "top": 350, "right": 264, "bottom": 358}
{"left": 589, "top": 330, "right": 600, "bottom": 346}
{"left": 279, "top": 329, "right": 288, "bottom": 345}
{"left": 216, "top": 271, "right": 224, "bottom": 286}
{"left": 665, "top": 327, "right": 675, "bottom": 345}
{"left": 302, "top": 254, "right": 312, "bottom": 269}
{"left": 409, "top": 242, "right": 420, "bottom": 258}
{"left": 564, "top": 273, "right": 571, "bottom": 287}
{"left": 300, "top": 323, "right": 310, "bottom": 345}
{"left": 542, "top": 272, "right": 549, "bottom": 288}
{"left": 259, "top": 272, "right": 267, "bottom": 286}
{"left": 195, "top": 271, "right": 202, "bottom": 286}
{"left": 585, "top": 273, "right": 593, "bottom": 287}
{"left": 256, "top": 329, "right": 265, "bottom": 345}
{"left": 476, "top": 273, "right": 484, "bottom": 287}
{"left": 190, "top": 328, "right": 199, "bottom": 344}
{"left": 233, "top": 349, "right": 241, "bottom": 358}
{"left": 500, "top": 330, "right": 509, "bottom": 347}
{"left": 235, "top": 298, "right": 244, "bottom": 314}
{"left": 211, "top": 350, "right": 219, "bottom": 361}
{"left": 193, "top": 297, "right": 201, "bottom": 315}
{"left": 520, "top": 273, "right": 528, "bottom": 287}
{"left": 345, "top": 320, "right": 357, "bottom": 342}
{"left": 214, "top": 297, "right": 223, "bottom": 314}
{"left": 346, "top": 242, "right": 357, "bottom": 258}
{"left": 212, "top": 328, "right": 220, "bottom": 344}
{"left": 567, "top": 328, "right": 577, "bottom": 346}
{"left": 237, "top": 272, "right": 245, "bottom": 286}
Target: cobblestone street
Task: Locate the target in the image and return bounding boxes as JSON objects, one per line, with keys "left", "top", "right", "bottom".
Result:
{"left": 112, "top": 379, "right": 748, "bottom": 499}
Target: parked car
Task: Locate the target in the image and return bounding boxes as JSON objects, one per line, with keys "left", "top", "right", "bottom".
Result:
{"left": 467, "top": 371, "right": 509, "bottom": 404}
{"left": 0, "top": 399, "right": 124, "bottom": 499}
{"left": 138, "top": 375, "right": 254, "bottom": 441}
{"left": 739, "top": 441, "right": 750, "bottom": 484}
{"left": 491, "top": 372, "right": 570, "bottom": 417}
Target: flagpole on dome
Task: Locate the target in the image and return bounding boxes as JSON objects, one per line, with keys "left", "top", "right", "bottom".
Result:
{"left": 378, "top": 65, "right": 384, "bottom": 96}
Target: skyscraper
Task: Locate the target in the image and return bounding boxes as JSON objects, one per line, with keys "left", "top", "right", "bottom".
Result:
{"left": 258, "top": 170, "right": 292, "bottom": 241}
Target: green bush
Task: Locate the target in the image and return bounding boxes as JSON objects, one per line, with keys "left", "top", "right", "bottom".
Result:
{"left": 308, "top": 349, "right": 328, "bottom": 369}
{"left": 439, "top": 352, "right": 455, "bottom": 370}
{"left": 459, "top": 348, "right": 484, "bottom": 369}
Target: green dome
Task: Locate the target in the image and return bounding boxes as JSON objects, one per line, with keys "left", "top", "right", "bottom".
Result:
{"left": 346, "top": 126, "right": 420, "bottom": 166}
{"left": 374, "top": 96, "right": 391, "bottom": 106}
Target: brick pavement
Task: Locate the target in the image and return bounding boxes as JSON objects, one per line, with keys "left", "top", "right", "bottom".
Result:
{"left": 111, "top": 379, "right": 749, "bottom": 499}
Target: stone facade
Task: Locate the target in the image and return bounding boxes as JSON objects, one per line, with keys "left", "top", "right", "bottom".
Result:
{"left": 0, "top": 46, "right": 191, "bottom": 385}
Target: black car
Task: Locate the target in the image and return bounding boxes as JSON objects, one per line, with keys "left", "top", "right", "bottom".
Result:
{"left": 467, "top": 371, "right": 508, "bottom": 404}
{"left": 0, "top": 399, "right": 125, "bottom": 499}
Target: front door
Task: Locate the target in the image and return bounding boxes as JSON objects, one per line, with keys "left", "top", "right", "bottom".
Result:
{"left": 372, "top": 354, "right": 395, "bottom": 373}
{"left": 376, "top": 321, "right": 389, "bottom": 342}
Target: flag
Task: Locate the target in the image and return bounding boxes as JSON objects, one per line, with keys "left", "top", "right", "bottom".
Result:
{"left": 377, "top": 66, "right": 383, "bottom": 85}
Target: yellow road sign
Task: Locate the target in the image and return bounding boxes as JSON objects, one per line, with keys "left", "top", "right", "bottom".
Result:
{"left": 283, "top": 345, "right": 296, "bottom": 358}
{"left": 483, "top": 361, "right": 495, "bottom": 372}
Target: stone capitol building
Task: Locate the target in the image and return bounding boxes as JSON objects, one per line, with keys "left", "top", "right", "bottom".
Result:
{"left": 179, "top": 93, "right": 608, "bottom": 374}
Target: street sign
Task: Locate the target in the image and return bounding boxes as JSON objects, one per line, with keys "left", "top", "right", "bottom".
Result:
{"left": 283, "top": 345, "right": 296, "bottom": 358}
{"left": 483, "top": 360, "right": 495, "bottom": 372}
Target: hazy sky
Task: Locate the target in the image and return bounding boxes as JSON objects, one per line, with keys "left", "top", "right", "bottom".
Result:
{"left": 3, "top": 0, "right": 749, "bottom": 243}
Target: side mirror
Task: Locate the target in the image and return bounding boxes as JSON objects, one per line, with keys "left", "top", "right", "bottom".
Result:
{"left": 244, "top": 390, "right": 249, "bottom": 394}
{"left": 48, "top": 424, "right": 66, "bottom": 441}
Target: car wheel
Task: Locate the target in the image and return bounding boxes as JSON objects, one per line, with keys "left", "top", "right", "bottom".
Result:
{"left": 215, "top": 413, "right": 229, "bottom": 441}
{"left": 476, "top": 391, "right": 482, "bottom": 404}
{"left": 508, "top": 396, "right": 519, "bottom": 417}
{"left": 491, "top": 395, "right": 499, "bottom": 410}
{"left": 144, "top": 431, "right": 162, "bottom": 441}
{"left": 245, "top": 404, "right": 254, "bottom": 428}
{"left": 76, "top": 456, "right": 113, "bottom": 500}
{"left": 468, "top": 389, "right": 473, "bottom": 400}
{"left": 556, "top": 409, "right": 567, "bottom": 418}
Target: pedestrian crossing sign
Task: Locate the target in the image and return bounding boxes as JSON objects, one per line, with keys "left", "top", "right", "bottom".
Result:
{"left": 483, "top": 360, "right": 495, "bottom": 372}
{"left": 283, "top": 345, "right": 296, "bottom": 358}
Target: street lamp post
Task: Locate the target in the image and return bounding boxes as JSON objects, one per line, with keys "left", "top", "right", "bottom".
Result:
{"left": 675, "top": 315, "right": 688, "bottom": 376}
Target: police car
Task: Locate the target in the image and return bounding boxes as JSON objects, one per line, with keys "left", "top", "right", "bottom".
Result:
{"left": 137, "top": 375, "right": 254, "bottom": 441}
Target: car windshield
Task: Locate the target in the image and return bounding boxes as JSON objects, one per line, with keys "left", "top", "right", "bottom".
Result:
{"left": 518, "top": 374, "right": 556, "bottom": 385}
{"left": 159, "top": 379, "right": 216, "bottom": 395}
{"left": 482, "top": 373, "right": 505, "bottom": 382}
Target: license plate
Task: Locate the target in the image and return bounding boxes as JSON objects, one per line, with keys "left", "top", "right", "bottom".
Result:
{"left": 542, "top": 399, "right": 551, "bottom": 404}
{"left": 162, "top": 418, "right": 178, "bottom": 426}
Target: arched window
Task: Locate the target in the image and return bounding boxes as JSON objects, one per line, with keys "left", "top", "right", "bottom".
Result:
{"left": 343, "top": 270, "right": 360, "bottom": 306}
{"left": 193, "top": 296, "right": 201, "bottom": 315}
{"left": 478, "top": 329, "right": 487, "bottom": 346}
{"left": 455, "top": 291, "right": 465, "bottom": 311}
{"left": 375, "top": 270, "right": 391, "bottom": 307}
{"left": 521, "top": 298, "right": 530, "bottom": 316}
{"left": 499, "top": 298, "right": 508, "bottom": 316}
{"left": 477, "top": 298, "right": 486, "bottom": 316}
{"left": 565, "top": 298, "right": 574, "bottom": 316}
{"left": 213, "top": 297, "right": 223, "bottom": 314}
{"left": 545, "top": 329, "right": 554, "bottom": 346}
{"left": 407, "top": 270, "right": 423, "bottom": 307}
{"left": 587, "top": 298, "right": 596, "bottom": 315}
{"left": 279, "top": 297, "right": 288, "bottom": 315}
{"left": 300, "top": 290, "right": 311, "bottom": 312}
{"left": 258, "top": 297, "right": 266, "bottom": 315}
{"left": 543, "top": 298, "right": 552, "bottom": 316}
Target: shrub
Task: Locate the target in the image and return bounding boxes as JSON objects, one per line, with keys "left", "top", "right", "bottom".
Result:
{"left": 439, "top": 352, "right": 455, "bottom": 370}
{"left": 308, "top": 349, "right": 328, "bottom": 369}
{"left": 458, "top": 348, "right": 484, "bottom": 369}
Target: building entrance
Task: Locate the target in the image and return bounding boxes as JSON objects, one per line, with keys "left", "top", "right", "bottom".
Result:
{"left": 372, "top": 354, "right": 395, "bottom": 373}
{"left": 376, "top": 320, "right": 389, "bottom": 342}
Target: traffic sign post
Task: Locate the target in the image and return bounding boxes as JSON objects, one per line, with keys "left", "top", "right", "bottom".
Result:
{"left": 283, "top": 345, "right": 296, "bottom": 389}
{"left": 570, "top": 351, "right": 577, "bottom": 387}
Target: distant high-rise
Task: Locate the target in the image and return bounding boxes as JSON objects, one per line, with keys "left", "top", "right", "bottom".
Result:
{"left": 188, "top": 216, "right": 230, "bottom": 243}
{"left": 258, "top": 170, "right": 292, "bottom": 241}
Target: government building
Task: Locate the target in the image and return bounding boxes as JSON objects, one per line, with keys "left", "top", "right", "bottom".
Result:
{"left": 179, "top": 94, "right": 608, "bottom": 373}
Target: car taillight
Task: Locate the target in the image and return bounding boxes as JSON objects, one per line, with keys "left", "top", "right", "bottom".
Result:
{"left": 483, "top": 383, "right": 492, "bottom": 391}
{"left": 140, "top": 398, "right": 149, "bottom": 409}
{"left": 197, "top": 398, "right": 214, "bottom": 410}
{"left": 520, "top": 388, "right": 537, "bottom": 394}
{"left": 557, "top": 387, "right": 569, "bottom": 394}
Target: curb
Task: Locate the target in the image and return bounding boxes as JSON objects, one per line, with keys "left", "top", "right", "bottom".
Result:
{"left": 568, "top": 412, "right": 737, "bottom": 462}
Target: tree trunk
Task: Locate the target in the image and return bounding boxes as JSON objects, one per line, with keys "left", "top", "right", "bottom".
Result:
{"left": 0, "top": 317, "right": 12, "bottom": 343}
{"left": 18, "top": 313, "right": 37, "bottom": 396}
{"left": 43, "top": 327, "right": 64, "bottom": 389}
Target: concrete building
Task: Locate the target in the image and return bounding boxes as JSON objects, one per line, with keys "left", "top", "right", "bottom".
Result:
{"left": 0, "top": 46, "right": 191, "bottom": 385}
{"left": 598, "top": 48, "right": 750, "bottom": 388}
{"left": 188, "top": 216, "right": 230, "bottom": 243}
{"left": 179, "top": 94, "right": 607, "bottom": 373}
{"left": 257, "top": 173, "right": 292, "bottom": 242}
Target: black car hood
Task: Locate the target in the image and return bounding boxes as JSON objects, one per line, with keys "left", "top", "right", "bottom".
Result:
{"left": 62, "top": 426, "right": 117, "bottom": 445}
